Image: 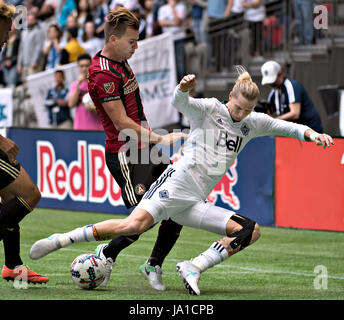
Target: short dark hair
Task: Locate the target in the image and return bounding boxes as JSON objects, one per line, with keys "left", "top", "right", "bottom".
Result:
{"left": 77, "top": 53, "right": 92, "bottom": 62}
{"left": 54, "top": 69, "right": 65, "bottom": 77}
{"left": 67, "top": 27, "right": 78, "bottom": 39}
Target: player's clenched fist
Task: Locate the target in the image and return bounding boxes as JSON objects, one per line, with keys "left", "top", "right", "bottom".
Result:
{"left": 179, "top": 74, "right": 197, "bottom": 92}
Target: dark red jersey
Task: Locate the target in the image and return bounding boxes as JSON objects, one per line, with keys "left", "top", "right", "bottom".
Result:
{"left": 88, "top": 51, "right": 150, "bottom": 153}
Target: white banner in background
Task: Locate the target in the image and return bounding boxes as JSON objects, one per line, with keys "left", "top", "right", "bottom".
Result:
{"left": 26, "top": 63, "right": 79, "bottom": 128}
{"left": 129, "top": 33, "right": 179, "bottom": 129}
{"left": 0, "top": 88, "right": 14, "bottom": 127}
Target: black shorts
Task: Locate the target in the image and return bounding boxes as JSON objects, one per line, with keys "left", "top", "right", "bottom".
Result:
{"left": 0, "top": 149, "right": 21, "bottom": 190}
{"left": 106, "top": 144, "right": 171, "bottom": 209}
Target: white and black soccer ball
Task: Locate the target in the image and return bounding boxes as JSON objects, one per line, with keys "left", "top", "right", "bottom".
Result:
{"left": 70, "top": 253, "right": 106, "bottom": 289}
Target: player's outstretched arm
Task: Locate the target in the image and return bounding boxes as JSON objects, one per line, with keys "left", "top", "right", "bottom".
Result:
{"left": 304, "top": 129, "right": 335, "bottom": 149}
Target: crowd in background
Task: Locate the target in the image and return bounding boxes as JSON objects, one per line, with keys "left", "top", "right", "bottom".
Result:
{"left": 0, "top": 0, "right": 317, "bottom": 87}
{"left": 0, "top": 0, "right": 318, "bottom": 130}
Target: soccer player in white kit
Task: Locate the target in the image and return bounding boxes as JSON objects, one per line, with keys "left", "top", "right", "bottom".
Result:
{"left": 30, "top": 68, "right": 334, "bottom": 295}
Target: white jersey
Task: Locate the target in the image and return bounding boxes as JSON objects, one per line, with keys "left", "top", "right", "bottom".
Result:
{"left": 171, "top": 87, "right": 309, "bottom": 200}
{"left": 137, "top": 86, "right": 309, "bottom": 232}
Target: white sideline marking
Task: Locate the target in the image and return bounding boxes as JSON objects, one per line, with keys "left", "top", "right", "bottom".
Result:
{"left": 21, "top": 244, "right": 344, "bottom": 281}
{"left": 45, "top": 271, "right": 255, "bottom": 277}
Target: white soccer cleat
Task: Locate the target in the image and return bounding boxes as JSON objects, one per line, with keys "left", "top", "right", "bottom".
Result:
{"left": 139, "top": 262, "right": 166, "bottom": 291}
{"left": 176, "top": 260, "right": 201, "bottom": 296}
{"left": 95, "top": 244, "right": 114, "bottom": 287}
{"left": 29, "top": 233, "right": 62, "bottom": 260}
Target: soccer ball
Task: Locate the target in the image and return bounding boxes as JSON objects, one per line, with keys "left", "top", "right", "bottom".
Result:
{"left": 82, "top": 93, "right": 94, "bottom": 108}
{"left": 70, "top": 253, "right": 106, "bottom": 289}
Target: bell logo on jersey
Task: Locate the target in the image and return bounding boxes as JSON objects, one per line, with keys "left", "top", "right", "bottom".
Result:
{"left": 216, "top": 132, "right": 243, "bottom": 153}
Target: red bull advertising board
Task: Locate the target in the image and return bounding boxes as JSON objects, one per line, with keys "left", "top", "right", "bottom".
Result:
{"left": 275, "top": 137, "right": 344, "bottom": 231}
{"left": 8, "top": 128, "right": 275, "bottom": 225}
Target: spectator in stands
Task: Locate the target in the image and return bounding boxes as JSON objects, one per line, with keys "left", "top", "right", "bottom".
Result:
{"left": 94, "top": 0, "right": 109, "bottom": 38}
{"left": 143, "top": 0, "right": 155, "bottom": 38}
{"left": 230, "top": 0, "right": 243, "bottom": 15}
{"left": 60, "top": 27, "right": 86, "bottom": 64}
{"left": 207, "top": 0, "right": 232, "bottom": 20}
{"left": 75, "top": 0, "right": 94, "bottom": 29}
{"left": 242, "top": 0, "right": 266, "bottom": 59}
{"left": 36, "top": 0, "right": 57, "bottom": 22}
{"left": 68, "top": 53, "right": 103, "bottom": 130}
{"left": 144, "top": 0, "right": 164, "bottom": 37}
{"left": 205, "top": 0, "right": 232, "bottom": 70}
{"left": 79, "top": 21, "right": 104, "bottom": 57}
{"left": 60, "top": 14, "right": 81, "bottom": 46}
{"left": 261, "top": 60, "right": 323, "bottom": 133}
{"left": 43, "top": 24, "right": 63, "bottom": 70}
{"left": 17, "top": 12, "right": 44, "bottom": 81}
{"left": 1, "top": 24, "right": 20, "bottom": 87}
{"left": 36, "top": 1, "right": 58, "bottom": 43}
{"left": 158, "top": 0, "right": 187, "bottom": 81}
{"left": 55, "top": 0, "right": 76, "bottom": 30}
{"left": 129, "top": 1, "right": 147, "bottom": 40}
{"left": 188, "top": 0, "right": 207, "bottom": 44}
{"left": 293, "top": 0, "right": 314, "bottom": 45}
{"left": 44, "top": 69, "right": 73, "bottom": 129}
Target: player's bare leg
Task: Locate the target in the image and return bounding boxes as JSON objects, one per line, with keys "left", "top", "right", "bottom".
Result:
{"left": 29, "top": 208, "right": 154, "bottom": 259}
{"left": 177, "top": 214, "right": 261, "bottom": 295}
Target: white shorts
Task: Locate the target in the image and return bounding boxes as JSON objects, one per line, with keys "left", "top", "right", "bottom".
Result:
{"left": 137, "top": 166, "right": 235, "bottom": 236}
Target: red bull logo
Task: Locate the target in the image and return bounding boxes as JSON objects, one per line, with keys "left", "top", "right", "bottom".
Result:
{"left": 37, "top": 140, "right": 124, "bottom": 205}
{"left": 206, "top": 158, "right": 240, "bottom": 210}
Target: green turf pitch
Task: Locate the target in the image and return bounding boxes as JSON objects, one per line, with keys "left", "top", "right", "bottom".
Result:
{"left": 0, "top": 208, "right": 343, "bottom": 300}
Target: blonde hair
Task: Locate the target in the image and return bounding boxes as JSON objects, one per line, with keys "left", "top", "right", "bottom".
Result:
{"left": 0, "top": 0, "right": 15, "bottom": 20}
{"left": 232, "top": 65, "right": 260, "bottom": 102}
{"left": 104, "top": 7, "right": 139, "bottom": 42}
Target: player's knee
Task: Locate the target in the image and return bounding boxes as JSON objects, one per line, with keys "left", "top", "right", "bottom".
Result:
{"left": 30, "top": 185, "right": 41, "bottom": 207}
{"left": 21, "top": 183, "right": 41, "bottom": 209}
{"left": 227, "top": 215, "right": 258, "bottom": 251}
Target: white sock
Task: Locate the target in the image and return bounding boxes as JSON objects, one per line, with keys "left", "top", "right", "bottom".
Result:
{"left": 59, "top": 224, "right": 98, "bottom": 247}
{"left": 191, "top": 242, "right": 229, "bottom": 272}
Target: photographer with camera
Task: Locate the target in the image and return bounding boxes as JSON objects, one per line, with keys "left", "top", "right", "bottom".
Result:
{"left": 260, "top": 61, "right": 323, "bottom": 133}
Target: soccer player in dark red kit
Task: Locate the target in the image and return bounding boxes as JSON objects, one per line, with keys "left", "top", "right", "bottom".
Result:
{"left": 87, "top": 7, "right": 186, "bottom": 290}
{"left": 0, "top": 0, "right": 48, "bottom": 284}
